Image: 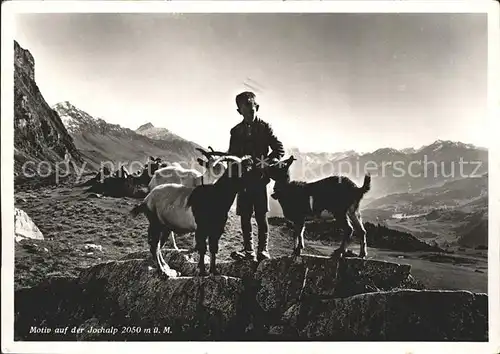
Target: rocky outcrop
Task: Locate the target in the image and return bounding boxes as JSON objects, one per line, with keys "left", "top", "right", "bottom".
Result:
{"left": 14, "top": 208, "right": 44, "bottom": 242}
{"left": 15, "top": 260, "right": 250, "bottom": 341}
{"left": 14, "top": 41, "right": 35, "bottom": 81}
{"left": 281, "top": 289, "right": 487, "bottom": 340}
{"left": 14, "top": 41, "right": 83, "bottom": 179}
{"left": 15, "top": 251, "right": 486, "bottom": 341}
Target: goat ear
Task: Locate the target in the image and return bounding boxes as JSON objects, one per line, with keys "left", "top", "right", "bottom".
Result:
{"left": 285, "top": 156, "right": 295, "bottom": 167}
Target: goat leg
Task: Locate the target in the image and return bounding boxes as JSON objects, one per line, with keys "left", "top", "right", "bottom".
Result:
{"left": 169, "top": 231, "right": 180, "bottom": 251}
{"left": 348, "top": 210, "right": 368, "bottom": 259}
{"left": 357, "top": 218, "right": 368, "bottom": 259}
{"left": 292, "top": 233, "right": 300, "bottom": 256}
{"left": 331, "top": 216, "right": 353, "bottom": 259}
{"left": 334, "top": 230, "right": 352, "bottom": 258}
{"left": 359, "top": 239, "right": 367, "bottom": 259}
{"left": 198, "top": 251, "right": 208, "bottom": 276}
{"left": 291, "top": 222, "right": 305, "bottom": 261}
{"left": 298, "top": 223, "right": 305, "bottom": 254}
{"left": 195, "top": 230, "right": 208, "bottom": 276}
{"left": 158, "top": 245, "right": 172, "bottom": 275}
{"left": 157, "top": 231, "right": 169, "bottom": 268}
{"left": 156, "top": 237, "right": 178, "bottom": 278}
{"left": 148, "top": 224, "right": 162, "bottom": 271}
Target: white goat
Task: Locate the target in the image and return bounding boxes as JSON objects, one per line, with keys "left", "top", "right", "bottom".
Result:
{"left": 130, "top": 154, "right": 253, "bottom": 277}
{"left": 145, "top": 148, "right": 228, "bottom": 251}
{"left": 148, "top": 162, "right": 223, "bottom": 190}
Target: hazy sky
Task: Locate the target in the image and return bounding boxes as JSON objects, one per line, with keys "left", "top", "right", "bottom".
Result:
{"left": 14, "top": 13, "right": 487, "bottom": 153}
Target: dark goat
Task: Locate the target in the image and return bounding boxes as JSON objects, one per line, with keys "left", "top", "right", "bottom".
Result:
{"left": 186, "top": 155, "right": 253, "bottom": 275}
{"left": 267, "top": 156, "right": 371, "bottom": 258}
{"left": 133, "top": 159, "right": 168, "bottom": 186}
{"left": 130, "top": 154, "right": 253, "bottom": 276}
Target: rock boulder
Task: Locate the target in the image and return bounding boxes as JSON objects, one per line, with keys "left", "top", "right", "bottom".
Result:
{"left": 14, "top": 208, "right": 44, "bottom": 242}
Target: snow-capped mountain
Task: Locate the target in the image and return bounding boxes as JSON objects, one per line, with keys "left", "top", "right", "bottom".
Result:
{"left": 304, "top": 139, "right": 489, "bottom": 200}
{"left": 53, "top": 101, "right": 132, "bottom": 136}
{"left": 52, "top": 102, "right": 205, "bottom": 172}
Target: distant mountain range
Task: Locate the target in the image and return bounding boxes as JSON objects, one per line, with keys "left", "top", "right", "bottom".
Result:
{"left": 298, "top": 140, "right": 488, "bottom": 200}
{"left": 268, "top": 144, "right": 488, "bottom": 249}
{"left": 52, "top": 101, "right": 205, "bottom": 172}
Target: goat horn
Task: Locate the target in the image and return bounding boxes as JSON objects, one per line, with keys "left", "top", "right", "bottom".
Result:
{"left": 209, "top": 151, "right": 230, "bottom": 157}
{"left": 212, "top": 155, "right": 243, "bottom": 166}
{"left": 196, "top": 147, "right": 229, "bottom": 158}
{"left": 195, "top": 147, "right": 211, "bottom": 158}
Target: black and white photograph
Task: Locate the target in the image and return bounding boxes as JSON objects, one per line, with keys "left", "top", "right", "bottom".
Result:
{"left": 2, "top": 1, "right": 499, "bottom": 353}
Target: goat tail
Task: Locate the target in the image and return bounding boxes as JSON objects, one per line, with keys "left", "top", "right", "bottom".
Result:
{"left": 359, "top": 173, "right": 371, "bottom": 194}
{"left": 130, "top": 202, "right": 147, "bottom": 218}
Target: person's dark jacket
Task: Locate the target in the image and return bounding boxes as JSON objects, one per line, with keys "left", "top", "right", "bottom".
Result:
{"left": 228, "top": 117, "right": 285, "bottom": 185}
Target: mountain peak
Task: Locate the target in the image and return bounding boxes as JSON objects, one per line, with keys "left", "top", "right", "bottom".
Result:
{"left": 54, "top": 101, "right": 77, "bottom": 111}
{"left": 135, "top": 123, "right": 175, "bottom": 141}
{"left": 372, "top": 147, "right": 401, "bottom": 155}
{"left": 137, "top": 122, "right": 155, "bottom": 131}
{"left": 423, "top": 139, "right": 480, "bottom": 152}
{"left": 53, "top": 102, "right": 108, "bottom": 134}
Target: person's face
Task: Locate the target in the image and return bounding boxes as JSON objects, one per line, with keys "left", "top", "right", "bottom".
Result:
{"left": 238, "top": 98, "right": 259, "bottom": 123}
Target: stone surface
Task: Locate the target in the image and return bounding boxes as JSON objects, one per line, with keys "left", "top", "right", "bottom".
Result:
{"left": 14, "top": 252, "right": 488, "bottom": 341}
{"left": 15, "top": 259, "right": 249, "bottom": 340}
{"left": 284, "top": 289, "right": 488, "bottom": 341}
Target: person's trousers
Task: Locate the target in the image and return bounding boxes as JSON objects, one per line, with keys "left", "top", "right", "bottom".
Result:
{"left": 236, "top": 183, "right": 269, "bottom": 252}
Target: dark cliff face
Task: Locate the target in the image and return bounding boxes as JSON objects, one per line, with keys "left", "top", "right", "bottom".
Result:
{"left": 14, "top": 40, "right": 83, "bottom": 177}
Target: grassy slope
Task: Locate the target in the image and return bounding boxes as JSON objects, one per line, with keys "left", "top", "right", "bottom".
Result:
{"left": 14, "top": 182, "right": 487, "bottom": 294}
{"left": 71, "top": 131, "right": 205, "bottom": 173}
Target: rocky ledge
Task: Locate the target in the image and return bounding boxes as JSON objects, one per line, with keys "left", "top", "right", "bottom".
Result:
{"left": 14, "top": 250, "right": 488, "bottom": 341}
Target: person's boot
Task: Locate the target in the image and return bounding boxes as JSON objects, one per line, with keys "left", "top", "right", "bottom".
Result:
{"left": 230, "top": 232, "right": 256, "bottom": 261}
{"left": 257, "top": 232, "right": 271, "bottom": 262}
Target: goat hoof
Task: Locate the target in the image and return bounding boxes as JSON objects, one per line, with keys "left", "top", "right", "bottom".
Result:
{"left": 156, "top": 269, "right": 169, "bottom": 279}
{"left": 158, "top": 266, "right": 178, "bottom": 278}
{"left": 344, "top": 249, "right": 358, "bottom": 257}
{"left": 165, "top": 269, "right": 179, "bottom": 277}
{"left": 197, "top": 268, "right": 208, "bottom": 277}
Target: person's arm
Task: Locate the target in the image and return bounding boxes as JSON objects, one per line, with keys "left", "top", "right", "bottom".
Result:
{"left": 227, "top": 128, "right": 238, "bottom": 155}
{"left": 266, "top": 123, "right": 285, "bottom": 161}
